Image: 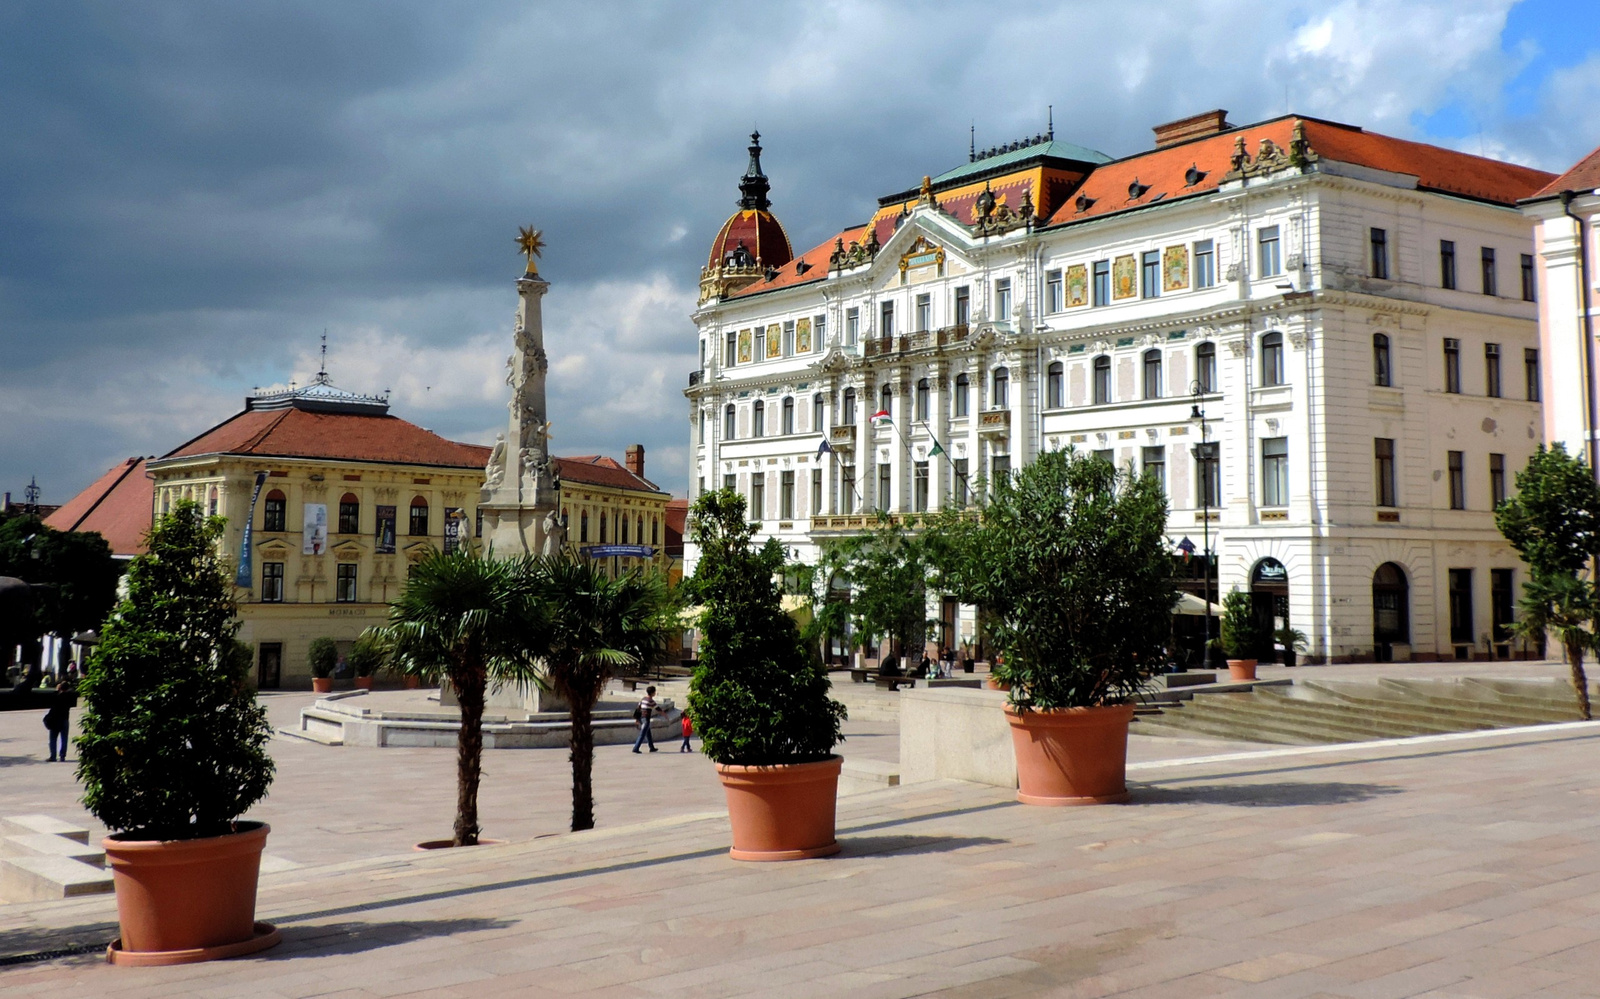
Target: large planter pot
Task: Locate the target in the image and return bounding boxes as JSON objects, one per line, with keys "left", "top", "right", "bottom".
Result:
{"left": 714, "top": 755, "right": 841, "bottom": 861}
{"left": 353, "top": 676, "right": 374, "bottom": 690}
{"left": 311, "top": 677, "right": 333, "bottom": 693}
{"left": 1005, "top": 704, "right": 1135, "bottom": 806}
{"left": 403, "top": 675, "right": 422, "bottom": 690}
{"left": 1227, "top": 659, "right": 1258, "bottom": 681}
{"left": 102, "top": 821, "right": 279, "bottom": 966}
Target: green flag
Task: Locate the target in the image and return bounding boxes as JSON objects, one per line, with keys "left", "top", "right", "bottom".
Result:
{"left": 929, "top": 442, "right": 945, "bottom": 456}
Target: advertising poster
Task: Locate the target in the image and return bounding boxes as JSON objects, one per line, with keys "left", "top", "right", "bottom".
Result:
{"left": 443, "top": 506, "right": 463, "bottom": 554}
{"left": 302, "top": 503, "right": 328, "bottom": 555}
{"left": 234, "top": 471, "right": 269, "bottom": 587}
{"left": 375, "top": 505, "right": 396, "bottom": 554}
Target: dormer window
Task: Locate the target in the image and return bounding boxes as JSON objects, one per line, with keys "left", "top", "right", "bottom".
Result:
{"left": 1128, "top": 179, "right": 1150, "bottom": 200}
{"left": 1075, "top": 194, "right": 1096, "bottom": 213}
{"left": 1184, "top": 164, "right": 1207, "bottom": 186}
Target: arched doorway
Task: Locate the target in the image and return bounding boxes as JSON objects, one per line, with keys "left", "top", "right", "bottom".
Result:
{"left": 1250, "top": 558, "right": 1289, "bottom": 661}
{"left": 1372, "top": 562, "right": 1409, "bottom": 661}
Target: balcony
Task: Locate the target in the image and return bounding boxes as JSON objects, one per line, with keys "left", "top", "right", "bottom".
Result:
{"left": 688, "top": 369, "right": 702, "bottom": 387}
{"left": 829, "top": 426, "right": 856, "bottom": 448}
{"left": 977, "top": 410, "right": 1010, "bottom": 433}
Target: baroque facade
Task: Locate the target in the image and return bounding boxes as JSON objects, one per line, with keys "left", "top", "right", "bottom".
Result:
{"left": 686, "top": 111, "right": 1556, "bottom": 663}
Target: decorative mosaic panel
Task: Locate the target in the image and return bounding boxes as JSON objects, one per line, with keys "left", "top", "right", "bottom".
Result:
{"left": 796, "top": 317, "right": 812, "bottom": 353}
{"left": 1065, "top": 264, "right": 1088, "bottom": 307}
{"left": 1112, "top": 255, "right": 1137, "bottom": 299}
{"left": 737, "top": 328, "right": 753, "bottom": 364}
{"left": 766, "top": 324, "right": 782, "bottom": 359}
{"left": 1163, "top": 245, "right": 1189, "bottom": 292}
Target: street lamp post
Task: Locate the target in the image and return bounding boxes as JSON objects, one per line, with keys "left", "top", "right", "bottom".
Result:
{"left": 1189, "top": 381, "right": 1214, "bottom": 669}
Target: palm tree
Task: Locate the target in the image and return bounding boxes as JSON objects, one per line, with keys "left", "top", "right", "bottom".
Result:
{"left": 371, "top": 548, "right": 535, "bottom": 846}
{"left": 1511, "top": 573, "right": 1597, "bottom": 720}
{"left": 523, "top": 555, "right": 670, "bottom": 832}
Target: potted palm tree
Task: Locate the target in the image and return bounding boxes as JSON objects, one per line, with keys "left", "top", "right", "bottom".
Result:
{"left": 687, "top": 489, "right": 846, "bottom": 860}
{"left": 928, "top": 449, "right": 1171, "bottom": 805}
{"left": 348, "top": 634, "right": 382, "bottom": 690}
{"left": 1275, "top": 626, "right": 1308, "bottom": 669}
{"left": 307, "top": 636, "right": 337, "bottom": 693}
{"left": 1220, "top": 589, "right": 1260, "bottom": 680}
{"left": 77, "top": 501, "right": 278, "bottom": 965}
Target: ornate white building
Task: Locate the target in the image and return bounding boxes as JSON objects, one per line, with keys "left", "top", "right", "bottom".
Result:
{"left": 686, "top": 112, "right": 1556, "bottom": 663}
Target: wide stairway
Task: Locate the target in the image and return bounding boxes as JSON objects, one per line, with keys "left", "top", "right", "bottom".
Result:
{"left": 1134, "top": 677, "right": 1588, "bottom": 745}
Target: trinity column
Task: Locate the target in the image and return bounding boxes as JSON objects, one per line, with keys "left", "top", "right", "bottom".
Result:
{"left": 480, "top": 226, "right": 564, "bottom": 556}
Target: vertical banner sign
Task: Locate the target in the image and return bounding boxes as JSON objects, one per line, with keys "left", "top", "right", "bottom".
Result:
{"left": 375, "top": 506, "right": 396, "bottom": 554}
{"left": 303, "top": 503, "right": 328, "bottom": 555}
{"left": 443, "top": 507, "right": 463, "bottom": 554}
{"left": 234, "top": 471, "right": 270, "bottom": 587}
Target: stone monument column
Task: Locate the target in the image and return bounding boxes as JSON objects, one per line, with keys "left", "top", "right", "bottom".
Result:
{"left": 481, "top": 226, "right": 561, "bottom": 556}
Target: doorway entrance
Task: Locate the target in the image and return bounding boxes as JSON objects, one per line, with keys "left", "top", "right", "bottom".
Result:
{"left": 257, "top": 642, "right": 282, "bottom": 689}
{"left": 1249, "top": 558, "right": 1288, "bottom": 661}
{"left": 1372, "top": 562, "right": 1409, "bottom": 660}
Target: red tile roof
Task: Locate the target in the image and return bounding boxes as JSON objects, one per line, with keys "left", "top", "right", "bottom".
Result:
{"left": 664, "top": 498, "right": 687, "bottom": 551}
{"left": 161, "top": 407, "right": 491, "bottom": 469}
{"left": 727, "top": 223, "right": 867, "bottom": 299}
{"left": 1528, "top": 143, "right": 1600, "bottom": 200}
{"left": 555, "top": 455, "right": 663, "bottom": 494}
{"left": 44, "top": 457, "right": 154, "bottom": 557}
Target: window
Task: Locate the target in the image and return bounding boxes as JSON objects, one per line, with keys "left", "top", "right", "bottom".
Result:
{"left": 1045, "top": 269, "right": 1063, "bottom": 313}
{"left": 1490, "top": 453, "right": 1507, "bottom": 508}
{"left": 1373, "top": 333, "right": 1392, "bottom": 387}
{"left": 724, "top": 404, "right": 736, "bottom": 440}
{"left": 1440, "top": 240, "right": 1456, "bottom": 289}
{"left": 1092, "top": 449, "right": 1114, "bottom": 465}
{"left": 780, "top": 471, "right": 795, "bottom": 520}
{"left": 781, "top": 396, "right": 794, "bottom": 435}
{"left": 1142, "top": 349, "right": 1162, "bottom": 399}
{"left": 1521, "top": 253, "right": 1536, "bottom": 302}
{"left": 261, "top": 562, "right": 284, "bottom": 603}
{"left": 1092, "top": 260, "right": 1111, "bottom": 306}
{"left": 1448, "top": 450, "right": 1466, "bottom": 509}
{"left": 954, "top": 374, "right": 969, "bottom": 417}
{"left": 1258, "top": 226, "right": 1281, "bottom": 277}
{"left": 754, "top": 325, "right": 767, "bottom": 359}
{"left": 952, "top": 458, "right": 969, "bottom": 507}
{"left": 1261, "top": 437, "right": 1289, "bottom": 506}
{"left": 913, "top": 461, "right": 929, "bottom": 512}
{"left": 263, "top": 490, "right": 286, "bottom": 532}
{"left": 1141, "top": 251, "right": 1160, "bottom": 298}
{"left": 581, "top": 509, "right": 590, "bottom": 542}
{"left": 992, "top": 367, "right": 1009, "bottom": 408}
{"left": 954, "top": 286, "right": 970, "bottom": 326}
{"left": 1196, "top": 342, "right": 1216, "bottom": 393}
{"left": 880, "top": 300, "right": 895, "bottom": 337}
{"left": 840, "top": 465, "right": 856, "bottom": 513}
{"left": 1370, "top": 227, "right": 1389, "bottom": 279}
{"left": 994, "top": 278, "right": 1012, "bottom": 322}
{"left": 651, "top": 518, "right": 658, "bottom": 546}
{"left": 724, "top": 329, "right": 737, "bottom": 367}
{"left": 876, "top": 463, "right": 891, "bottom": 512}
{"left": 842, "top": 387, "right": 856, "bottom": 424}
{"left": 1375, "top": 438, "right": 1397, "bottom": 507}
{"left": 914, "top": 293, "right": 931, "bottom": 332}
{"left": 750, "top": 473, "right": 765, "bottom": 520}
{"left": 1526, "top": 348, "right": 1541, "bottom": 401}
{"left": 1443, "top": 338, "right": 1461, "bottom": 393}
{"left": 1196, "top": 443, "right": 1221, "bottom": 507}
{"left": 1485, "top": 343, "right": 1501, "bottom": 398}
{"left": 782, "top": 321, "right": 795, "bottom": 356}
{"left": 813, "top": 393, "right": 825, "bottom": 433}
{"left": 599, "top": 512, "right": 608, "bottom": 542}
{"left": 409, "top": 497, "right": 429, "bottom": 536}
{"left": 752, "top": 400, "right": 765, "bottom": 437}
{"left": 1491, "top": 568, "right": 1515, "bottom": 644}
{"left": 1194, "top": 240, "right": 1216, "bottom": 288}
{"left": 338, "top": 494, "right": 360, "bottom": 534}
{"left": 1092, "top": 355, "right": 1111, "bottom": 404}
{"left": 1481, "top": 247, "right": 1497, "bottom": 296}
{"left": 1261, "top": 331, "right": 1284, "bottom": 387}
{"left": 810, "top": 469, "right": 822, "bottom": 514}
{"left": 1142, "top": 446, "right": 1165, "bottom": 494}
{"left": 814, "top": 313, "right": 826, "bottom": 349}
{"left": 1046, "top": 362, "right": 1064, "bottom": 409}
{"left": 699, "top": 408, "right": 707, "bottom": 442}
{"left": 846, "top": 307, "right": 860, "bottom": 345}
{"left": 336, "top": 563, "right": 358, "bottom": 603}
{"left": 991, "top": 454, "right": 1011, "bottom": 486}
{"left": 915, "top": 379, "right": 930, "bottom": 421}
{"left": 1448, "top": 568, "right": 1474, "bottom": 646}
{"left": 879, "top": 383, "right": 892, "bottom": 417}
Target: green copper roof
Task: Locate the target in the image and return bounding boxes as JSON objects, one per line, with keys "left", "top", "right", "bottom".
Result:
{"left": 931, "top": 139, "right": 1113, "bottom": 186}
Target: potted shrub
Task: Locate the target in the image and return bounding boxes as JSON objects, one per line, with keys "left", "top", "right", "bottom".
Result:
{"left": 1219, "top": 589, "right": 1260, "bottom": 680}
{"left": 1275, "top": 626, "right": 1308, "bottom": 669}
{"left": 928, "top": 450, "right": 1171, "bottom": 805}
{"left": 77, "top": 500, "right": 278, "bottom": 965}
{"left": 348, "top": 635, "right": 382, "bottom": 690}
{"left": 687, "top": 489, "right": 846, "bottom": 860}
{"left": 307, "top": 636, "right": 337, "bottom": 693}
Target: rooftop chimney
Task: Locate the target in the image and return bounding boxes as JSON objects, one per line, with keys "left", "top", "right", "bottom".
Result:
{"left": 1152, "top": 110, "right": 1232, "bottom": 148}
{"left": 625, "top": 444, "right": 645, "bottom": 479}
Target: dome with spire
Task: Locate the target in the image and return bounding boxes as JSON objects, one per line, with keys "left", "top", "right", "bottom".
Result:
{"left": 700, "top": 132, "right": 794, "bottom": 304}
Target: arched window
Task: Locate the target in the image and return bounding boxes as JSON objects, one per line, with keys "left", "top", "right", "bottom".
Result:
{"left": 1373, "top": 562, "right": 1410, "bottom": 649}
{"left": 915, "top": 378, "right": 930, "bottom": 421}
{"left": 637, "top": 516, "right": 644, "bottom": 545}
{"left": 652, "top": 519, "right": 659, "bottom": 545}
{"left": 782, "top": 396, "right": 794, "bottom": 435}
{"left": 992, "top": 367, "right": 1009, "bottom": 408}
{"left": 1373, "top": 333, "right": 1392, "bottom": 387}
{"left": 1261, "top": 331, "right": 1284, "bottom": 387}
{"left": 263, "top": 489, "right": 287, "bottom": 532}
{"left": 207, "top": 486, "right": 219, "bottom": 517}
{"left": 1143, "top": 349, "right": 1163, "bottom": 400}
{"left": 409, "top": 496, "right": 429, "bottom": 536}
{"left": 842, "top": 387, "right": 856, "bottom": 424}
{"left": 1046, "top": 362, "right": 1064, "bottom": 409}
{"left": 879, "top": 383, "right": 893, "bottom": 416}
{"left": 812, "top": 393, "right": 824, "bottom": 433}
{"left": 600, "top": 512, "right": 608, "bottom": 542}
{"left": 752, "top": 400, "right": 765, "bottom": 436}
{"left": 954, "top": 373, "right": 970, "bottom": 417}
{"left": 1196, "top": 342, "right": 1216, "bottom": 393}
{"left": 1092, "top": 355, "right": 1111, "bottom": 405}
{"left": 620, "top": 516, "right": 628, "bottom": 543}
{"left": 724, "top": 403, "right": 736, "bottom": 440}
{"left": 581, "top": 509, "right": 590, "bottom": 542}
{"left": 338, "top": 493, "right": 360, "bottom": 534}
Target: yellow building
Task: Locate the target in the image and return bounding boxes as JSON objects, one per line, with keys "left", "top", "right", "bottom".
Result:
{"left": 555, "top": 445, "right": 675, "bottom": 580}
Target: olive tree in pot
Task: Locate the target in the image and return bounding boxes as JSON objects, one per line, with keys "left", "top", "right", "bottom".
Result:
{"left": 686, "top": 489, "right": 846, "bottom": 860}
{"left": 928, "top": 450, "right": 1172, "bottom": 805}
{"left": 1219, "top": 589, "right": 1261, "bottom": 680}
{"left": 77, "top": 500, "right": 278, "bottom": 965}
{"left": 307, "top": 636, "right": 337, "bottom": 693}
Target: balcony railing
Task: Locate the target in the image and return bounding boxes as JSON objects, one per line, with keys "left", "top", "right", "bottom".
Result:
{"left": 830, "top": 426, "right": 856, "bottom": 446}
{"left": 977, "top": 410, "right": 1010, "bottom": 432}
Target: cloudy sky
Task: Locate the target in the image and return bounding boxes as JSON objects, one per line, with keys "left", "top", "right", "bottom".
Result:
{"left": 4, "top": 0, "right": 1598, "bottom": 503}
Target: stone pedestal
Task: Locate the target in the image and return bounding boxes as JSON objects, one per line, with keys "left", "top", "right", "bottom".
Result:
{"left": 899, "top": 686, "right": 1017, "bottom": 788}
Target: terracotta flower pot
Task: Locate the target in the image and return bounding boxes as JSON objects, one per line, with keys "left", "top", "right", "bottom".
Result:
{"left": 102, "top": 821, "right": 279, "bottom": 966}
{"left": 311, "top": 677, "right": 333, "bottom": 693}
{"left": 714, "top": 755, "right": 841, "bottom": 861}
{"left": 984, "top": 677, "right": 1011, "bottom": 691}
{"left": 1005, "top": 703, "right": 1134, "bottom": 806}
{"left": 403, "top": 675, "right": 422, "bottom": 690}
{"left": 353, "top": 676, "right": 373, "bottom": 690}
{"left": 1227, "top": 659, "right": 1258, "bottom": 681}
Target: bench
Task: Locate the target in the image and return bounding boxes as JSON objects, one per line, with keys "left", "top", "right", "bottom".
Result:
{"left": 874, "top": 675, "right": 916, "bottom": 692}
{"left": 849, "top": 668, "right": 873, "bottom": 684}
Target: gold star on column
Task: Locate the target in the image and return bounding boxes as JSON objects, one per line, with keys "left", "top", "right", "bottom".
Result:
{"left": 516, "top": 226, "right": 545, "bottom": 274}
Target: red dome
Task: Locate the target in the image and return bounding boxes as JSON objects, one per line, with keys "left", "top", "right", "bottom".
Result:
{"left": 707, "top": 209, "right": 793, "bottom": 270}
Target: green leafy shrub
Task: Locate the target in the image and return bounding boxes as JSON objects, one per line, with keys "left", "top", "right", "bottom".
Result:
{"left": 1219, "top": 589, "right": 1260, "bottom": 660}
{"left": 307, "top": 637, "right": 339, "bottom": 679}
{"left": 347, "top": 635, "right": 383, "bottom": 678}
{"left": 686, "top": 489, "right": 844, "bottom": 765}
{"left": 76, "top": 501, "right": 274, "bottom": 840}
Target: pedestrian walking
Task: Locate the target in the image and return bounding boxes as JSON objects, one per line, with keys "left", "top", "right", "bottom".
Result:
{"left": 43, "top": 681, "right": 72, "bottom": 762}
{"left": 679, "top": 710, "right": 693, "bottom": 752}
{"left": 632, "top": 685, "right": 659, "bottom": 753}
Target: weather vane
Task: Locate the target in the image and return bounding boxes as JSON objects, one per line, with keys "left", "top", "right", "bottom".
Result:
{"left": 516, "top": 226, "right": 545, "bottom": 275}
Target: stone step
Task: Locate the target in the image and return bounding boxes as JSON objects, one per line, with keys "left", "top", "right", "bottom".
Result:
{"left": 1307, "top": 680, "right": 1575, "bottom": 727}
{"left": 1178, "top": 693, "right": 1450, "bottom": 742}
{"left": 1132, "top": 707, "right": 1314, "bottom": 745}
{"left": 0, "top": 834, "right": 104, "bottom": 867}
{"left": 278, "top": 725, "right": 342, "bottom": 746}
{"left": 0, "top": 855, "right": 112, "bottom": 903}
{"left": 0, "top": 815, "right": 89, "bottom": 845}
{"left": 1251, "top": 689, "right": 1483, "bottom": 736}
{"left": 839, "top": 758, "right": 901, "bottom": 796}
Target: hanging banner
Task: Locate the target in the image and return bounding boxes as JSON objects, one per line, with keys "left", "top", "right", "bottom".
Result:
{"left": 234, "top": 471, "right": 270, "bottom": 587}
{"left": 303, "top": 503, "right": 328, "bottom": 555}
{"left": 443, "top": 507, "right": 464, "bottom": 554}
{"left": 375, "top": 505, "right": 396, "bottom": 554}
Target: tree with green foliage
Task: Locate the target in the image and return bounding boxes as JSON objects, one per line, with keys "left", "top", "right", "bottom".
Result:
{"left": 76, "top": 501, "right": 274, "bottom": 840}
{"left": 523, "top": 554, "right": 672, "bottom": 831}
{"left": 347, "top": 633, "right": 383, "bottom": 678}
{"left": 0, "top": 514, "right": 122, "bottom": 673}
{"left": 686, "top": 489, "right": 844, "bottom": 766}
{"left": 1510, "top": 574, "right": 1595, "bottom": 719}
{"left": 307, "top": 636, "right": 339, "bottom": 679}
{"left": 835, "top": 516, "right": 933, "bottom": 665}
{"left": 1219, "top": 588, "right": 1263, "bottom": 661}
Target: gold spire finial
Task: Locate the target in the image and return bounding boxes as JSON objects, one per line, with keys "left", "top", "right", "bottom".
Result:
{"left": 516, "top": 226, "right": 546, "bottom": 274}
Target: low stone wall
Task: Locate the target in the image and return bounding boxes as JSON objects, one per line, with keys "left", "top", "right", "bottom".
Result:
{"left": 899, "top": 686, "right": 1017, "bottom": 789}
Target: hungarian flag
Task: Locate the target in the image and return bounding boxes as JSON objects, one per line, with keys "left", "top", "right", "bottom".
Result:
{"left": 871, "top": 409, "right": 892, "bottom": 428}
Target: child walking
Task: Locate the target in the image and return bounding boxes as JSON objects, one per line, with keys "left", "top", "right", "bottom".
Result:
{"left": 679, "top": 710, "right": 693, "bottom": 752}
